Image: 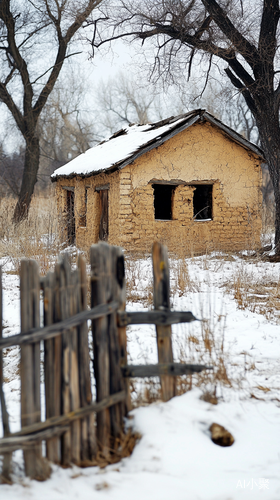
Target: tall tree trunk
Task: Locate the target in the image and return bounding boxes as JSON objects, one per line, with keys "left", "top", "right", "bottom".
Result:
{"left": 256, "top": 110, "right": 280, "bottom": 251}
{"left": 13, "top": 135, "right": 40, "bottom": 223}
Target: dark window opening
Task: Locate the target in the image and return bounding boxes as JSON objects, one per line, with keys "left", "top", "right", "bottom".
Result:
{"left": 66, "top": 189, "right": 75, "bottom": 244}
{"left": 153, "top": 184, "right": 175, "bottom": 220}
{"left": 99, "top": 188, "right": 109, "bottom": 241}
{"left": 79, "top": 188, "right": 88, "bottom": 227}
{"left": 193, "top": 185, "right": 213, "bottom": 220}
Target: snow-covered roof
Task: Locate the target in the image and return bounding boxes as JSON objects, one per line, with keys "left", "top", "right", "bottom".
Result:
{"left": 51, "top": 109, "right": 264, "bottom": 181}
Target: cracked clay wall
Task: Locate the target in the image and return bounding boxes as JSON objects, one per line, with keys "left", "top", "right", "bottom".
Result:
{"left": 119, "top": 121, "right": 262, "bottom": 254}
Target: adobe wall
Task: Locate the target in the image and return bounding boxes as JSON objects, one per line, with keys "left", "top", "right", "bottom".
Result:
{"left": 118, "top": 121, "right": 262, "bottom": 254}
{"left": 55, "top": 170, "right": 120, "bottom": 249}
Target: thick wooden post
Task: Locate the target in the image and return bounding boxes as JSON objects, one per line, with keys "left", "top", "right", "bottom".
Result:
{"left": 91, "top": 243, "right": 127, "bottom": 452}
{"left": 77, "top": 255, "right": 96, "bottom": 463}
{"left": 152, "top": 242, "right": 176, "bottom": 401}
{"left": 69, "top": 268, "right": 81, "bottom": 464}
{"left": 44, "top": 255, "right": 96, "bottom": 466}
{"left": 0, "top": 267, "right": 12, "bottom": 483}
{"left": 113, "top": 247, "right": 131, "bottom": 414}
{"left": 91, "top": 243, "right": 111, "bottom": 456}
{"left": 20, "top": 260, "right": 50, "bottom": 480}
{"left": 43, "top": 271, "right": 60, "bottom": 463}
{"left": 46, "top": 266, "right": 63, "bottom": 464}
{"left": 55, "top": 255, "right": 81, "bottom": 466}
{"left": 108, "top": 246, "right": 127, "bottom": 440}
{"left": 54, "top": 256, "right": 72, "bottom": 466}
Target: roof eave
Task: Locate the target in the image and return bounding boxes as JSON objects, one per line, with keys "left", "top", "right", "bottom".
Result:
{"left": 51, "top": 108, "right": 265, "bottom": 182}
{"left": 52, "top": 113, "right": 202, "bottom": 181}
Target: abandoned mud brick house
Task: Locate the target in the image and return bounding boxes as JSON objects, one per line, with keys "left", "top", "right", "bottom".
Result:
{"left": 51, "top": 109, "right": 264, "bottom": 253}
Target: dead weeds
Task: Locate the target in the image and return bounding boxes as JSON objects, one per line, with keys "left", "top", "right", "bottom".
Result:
{"left": 225, "top": 260, "right": 280, "bottom": 322}
{"left": 0, "top": 194, "right": 63, "bottom": 274}
{"left": 90, "top": 429, "right": 141, "bottom": 469}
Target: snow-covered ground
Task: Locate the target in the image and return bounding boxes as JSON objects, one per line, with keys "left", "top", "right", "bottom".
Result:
{"left": 1, "top": 253, "right": 280, "bottom": 499}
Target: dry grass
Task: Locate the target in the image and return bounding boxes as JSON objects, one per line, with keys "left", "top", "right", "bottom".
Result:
{"left": 262, "top": 200, "right": 275, "bottom": 240}
{"left": 173, "top": 255, "right": 198, "bottom": 297}
{"left": 125, "top": 255, "right": 236, "bottom": 407}
{"left": 0, "top": 194, "right": 64, "bottom": 274}
{"left": 88, "top": 429, "right": 142, "bottom": 469}
{"left": 129, "top": 309, "right": 233, "bottom": 407}
{"left": 130, "top": 377, "right": 161, "bottom": 407}
{"left": 225, "top": 260, "right": 280, "bottom": 322}
{"left": 125, "top": 253, "right": 154, "bottom": 307}
{"left": 173, "top": 296, "right": 233, "bottom": 400}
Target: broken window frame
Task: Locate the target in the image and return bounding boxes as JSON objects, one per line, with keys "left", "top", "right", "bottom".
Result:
{"left": 79, "top": 187, "right": 89, "bottom": 228}
{"left": 152, "top": 183, "right": 176, "bottom": 221}
{"left": 96, "top": 185, "right": 109, "bottom": 241}
{"left": 191, "top": 183, "right": 213, "bottom": 221}
{"left": 62, "top": 186, "right": 76, "bottom": 245}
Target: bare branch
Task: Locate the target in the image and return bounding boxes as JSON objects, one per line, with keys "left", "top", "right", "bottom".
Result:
{"left": 65, "top": 0, "right": 103, "bottom": 44}
{"left": 4, "top": 67, "right": 16, "bottom": 86}
{"left": 201, "top": 0, "right": 260, "bottom": 68}
{"left": 0, "top": 0, "right": 34, "bottom": 118}
{"left": 224, "top": 67, "right": 257, "bottom": 115}
{"left": 34, "top": 0, "right": 103, "bottom": 121}
{"left": 198, "top": 53, "right": 213, "bottom": 98}
{"left": 0, "top": 83, "right": 24, "bottom": 133}
{"left": 30, "top": 52, "right": 82, "bottom": 85}
{"left": 18, "top": 22, "right": 52, "bottom": 49}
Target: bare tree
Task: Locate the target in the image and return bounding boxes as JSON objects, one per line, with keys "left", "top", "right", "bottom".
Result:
{"left": 92, "top": 0, "right": 280, "bottom": 251}
{"left": 0, "top": 69, "right": 98, "bottom": 195}
{"left": 0, "top": 0, "right": 102, "bottom": 222}
{"left": 96, "top": 72, "right": 158, "bottom": 134}
{"left": 0, "top": 146, "right": 25, "bottom": 197}
{"left": 37, "top": 68, "right": 99, "bottom": 189}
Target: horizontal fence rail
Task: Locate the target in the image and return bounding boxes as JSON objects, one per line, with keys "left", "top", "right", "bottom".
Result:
{"left": 117, "top": 310, "right": 197, "bottom": 327}
{"left": 122, "top": 363, "right": 213, "bottom": 378}
{"left": 0, "top": 307, "right": 198, "bottom": 350}
{"left": 0, "top": 391, "right": 126, "bottom": 454}
{"left": 0, "top": 301, "right": 119, "bottom": 350}
{"left": 0, "top": 427, "right": 69, "bottom": 455}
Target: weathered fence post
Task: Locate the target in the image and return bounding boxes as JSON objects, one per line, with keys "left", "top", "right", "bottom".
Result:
{"left": 152, "top": 242, "right": 176, "bottom": 401}
{"left": 20, "top": 260, "right": 50, "bottom": 480}
{"left": 77, "top": 255, "right": 96, "bottom": 463}
{"left": 114, "top": 247, "right": 131, "bottom": 414}
{"left": 43, "top": 254, "right": 96, "bottom": 467}
{"left": 91, "top": 242, "right": 127, "bottom": 455}
{"left": 108, "top": 246, "right": 127, "bottom": 439}
{"left": 56, "top": 255, "right": 81, "bottom": 466}
{"left": 43, "top": 270, "right": 61, "bottom": 463}
{"left": 55, "top": 256, "right": 72, "bottom": 466}
{"left": 91, "top": 243, "right": 111, "bottom": 456}
{"left": 0, "top": 267, "right": 12, "bottom": 483}
{"left": 68, "top": 266, "right": 81, "bottom": 464}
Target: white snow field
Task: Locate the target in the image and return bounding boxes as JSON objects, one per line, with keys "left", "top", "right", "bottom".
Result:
{"left": 0, "top": 253, "right": 280, "bottom": 500}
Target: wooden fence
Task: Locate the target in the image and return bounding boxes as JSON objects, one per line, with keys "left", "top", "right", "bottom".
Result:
{"left": 0, "top": 242, "right": 212, "bottom": 483}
